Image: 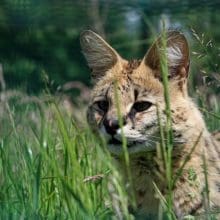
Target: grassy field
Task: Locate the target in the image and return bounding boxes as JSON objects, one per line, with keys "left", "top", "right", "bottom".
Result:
{"left": 0, "top": 91, "right": 138, "bottom": 219}
{"left": 0, "top": 30, "right": 220, "bottom": 219}
{"left": 0, "top": 84, "right": 220, "bottom": 220}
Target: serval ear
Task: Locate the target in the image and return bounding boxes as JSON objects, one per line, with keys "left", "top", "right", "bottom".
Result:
{"left": 144, "top": 31, "right": 189, "bottom": 80}
{"left": 80, "top": 30, "right": 121, "bottom": 81}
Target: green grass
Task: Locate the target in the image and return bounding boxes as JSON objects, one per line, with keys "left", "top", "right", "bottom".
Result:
{"left": 0, "top": 98, "right": 217, "bottom": 219}
{"left": 0, "top": 86, "right": 219, "bottom": 220}
{"left": 0, "top": 97, "right": 133, "bottom": 219}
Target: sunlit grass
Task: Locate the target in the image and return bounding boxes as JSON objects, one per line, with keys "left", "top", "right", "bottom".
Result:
{"left": 0, "top": 79, "right": 219, "bottom": 219}
{"left": 0, "top": 96, "right": 132, "bottom": 219}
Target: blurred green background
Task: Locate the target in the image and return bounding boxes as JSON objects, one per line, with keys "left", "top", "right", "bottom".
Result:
{"left": 0, "top": 0, "right": 219, "bottom": 97}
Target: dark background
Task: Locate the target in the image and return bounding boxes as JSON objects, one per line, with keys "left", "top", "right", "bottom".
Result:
{"left": 0, "top": 0, "right": 219, "bottom": 97}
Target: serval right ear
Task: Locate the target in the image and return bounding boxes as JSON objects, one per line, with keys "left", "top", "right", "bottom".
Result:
{"left": 144, "top": 30, "right": 190, "bottom": 81}
{"left": 80, "top": 30, "right": 122, "bottom": 81}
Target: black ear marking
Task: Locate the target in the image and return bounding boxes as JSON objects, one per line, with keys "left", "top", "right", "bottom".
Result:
{"left": 134, "top": 89, "right": 139, "bottom": 100}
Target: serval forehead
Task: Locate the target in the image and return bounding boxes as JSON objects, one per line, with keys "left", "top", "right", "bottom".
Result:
{"left": 123, "top": 59, "right": 142, "bottom": 75}
{"left": 93, "top": 59, "right": 161, "bottom": 96}
{"left": 94, "top": 60, "right": 141, "bottom": 87}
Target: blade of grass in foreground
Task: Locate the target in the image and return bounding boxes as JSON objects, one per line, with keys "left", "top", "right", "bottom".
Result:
{"left": 158, "top": 25, "right": 174, "bottom": 220}
{"left": 113, "top": 80, "right": 136, "bottom": 217}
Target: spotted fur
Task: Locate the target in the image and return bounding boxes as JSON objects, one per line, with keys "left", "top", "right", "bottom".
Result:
{"left": 81, "top": 30, "right": 220, "bottom": 219}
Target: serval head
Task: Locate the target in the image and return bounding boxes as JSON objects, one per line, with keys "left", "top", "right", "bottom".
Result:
{"left": 80, "top": 30, "right": 190, "bottom": 154}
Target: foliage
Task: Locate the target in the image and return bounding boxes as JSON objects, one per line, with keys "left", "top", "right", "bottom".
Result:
{"left": 0, "top": 0, "right": 219, "bottom": 96}
{"left": 0, "top": 97, "right": 132, "bottom": 219}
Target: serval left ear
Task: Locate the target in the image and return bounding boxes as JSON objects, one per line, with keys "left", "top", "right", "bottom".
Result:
{"left": 144, "top": 31, "right": 190, "bottom": 81}
{"left": 80, "top": 30, "right": 123, "bottom": 82}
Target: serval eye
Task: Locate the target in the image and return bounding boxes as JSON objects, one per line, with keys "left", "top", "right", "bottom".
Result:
{"left": 96, "top": 100, "right": 109, "bottom": 112}
{"left": 133, "top": 101, "right": 152, "bottom": 112}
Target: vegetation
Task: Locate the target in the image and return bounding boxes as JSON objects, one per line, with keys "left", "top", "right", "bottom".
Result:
{"left": 0, "top": 0, "right": 219, "bottom": 219}
{"left": 0, "top": 99, "right": 128, "bottom": 219}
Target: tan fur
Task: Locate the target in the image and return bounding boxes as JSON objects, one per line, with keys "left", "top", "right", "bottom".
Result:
{"left": 81, "top": 30, "right": 220, "bottom": 219}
